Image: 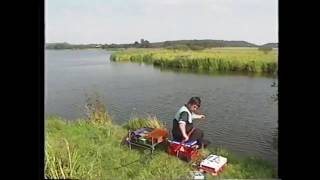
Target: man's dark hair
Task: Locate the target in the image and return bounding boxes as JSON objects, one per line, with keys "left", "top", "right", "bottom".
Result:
{"left": 187, "top": 97, "right": 201, "bottom": 107}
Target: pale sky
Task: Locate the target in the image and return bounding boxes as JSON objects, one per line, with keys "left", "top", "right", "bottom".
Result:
{"left": 45, "top": 0, "right": 278, "bottom": 45}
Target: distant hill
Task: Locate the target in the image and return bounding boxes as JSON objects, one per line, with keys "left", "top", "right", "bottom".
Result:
{"left": 45, "top": 42, "right": 102, "bottom": 49}
{"left": 260, "top": 43, "right": 278, "bottom": 48}
{"left": 149, "top": 40, "right": 258, "bottom": 48}
{"left": 46, "top": 40, "right": 277, "bottom": 50}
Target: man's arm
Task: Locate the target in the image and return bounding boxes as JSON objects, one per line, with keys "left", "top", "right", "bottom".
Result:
{"left": 191, "top": 112, "right": 205, "bottom": 119}
{"left": 179, "top": 122, "right": 188, "bottom": 141}
{"left": 178, "top": 112, "right": 189, "bottom": 141}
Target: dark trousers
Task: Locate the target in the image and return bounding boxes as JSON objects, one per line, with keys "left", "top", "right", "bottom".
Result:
{"left": 172, "top": 128, "right": 204, "bottom": 146}
{"left": 188, "top": 128, "right": 204, "bottom": 146}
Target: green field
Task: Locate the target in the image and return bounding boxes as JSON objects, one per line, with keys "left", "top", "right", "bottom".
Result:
{"left": 110, "top": 48, "right": 278, "bottom": 74}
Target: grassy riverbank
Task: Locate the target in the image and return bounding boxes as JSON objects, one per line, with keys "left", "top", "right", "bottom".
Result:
{"left": 110, "top": 48, "right": 277, "bottom": 74}
{"left": 45, "top": 116, "right": 277, "bottom": 179}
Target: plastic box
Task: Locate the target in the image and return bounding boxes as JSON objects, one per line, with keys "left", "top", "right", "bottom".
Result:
{"left": 199, "top": 154, "right": 227, "bottom": 176}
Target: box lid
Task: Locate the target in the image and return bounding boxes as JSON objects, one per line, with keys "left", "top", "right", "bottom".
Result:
{"left": 200, "top": 154, "right": 227, "bottom": 170}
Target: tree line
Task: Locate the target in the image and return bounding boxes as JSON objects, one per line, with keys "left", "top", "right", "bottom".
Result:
{"left": 46, "top": 39, "right": 277, "bottom": 50}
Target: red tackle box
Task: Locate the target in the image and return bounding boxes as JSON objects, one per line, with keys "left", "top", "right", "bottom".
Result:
{"left": 167, "top": 140, "right": 200, "bottom": 162}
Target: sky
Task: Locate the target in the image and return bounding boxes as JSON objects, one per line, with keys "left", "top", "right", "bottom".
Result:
{"left": 45, "top": 0, "right": 278, "bottom": 46}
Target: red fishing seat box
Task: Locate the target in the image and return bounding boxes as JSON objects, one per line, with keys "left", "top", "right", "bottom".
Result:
{"left": 167, "top": 140, "right": 200, "bottom": 162}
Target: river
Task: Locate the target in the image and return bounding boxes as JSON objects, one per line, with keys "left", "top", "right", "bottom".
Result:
{"left": 45, "top": 49, "right": 278, "bottom": 167}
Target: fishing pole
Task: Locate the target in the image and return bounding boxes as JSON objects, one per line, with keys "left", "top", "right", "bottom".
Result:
{"left": 113, "top": 149, "right": 159, "bottom": 170}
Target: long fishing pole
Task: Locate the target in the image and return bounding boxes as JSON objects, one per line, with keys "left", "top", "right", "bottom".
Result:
{"left": 113, "top": 149, "right": 159, "bottom": 170}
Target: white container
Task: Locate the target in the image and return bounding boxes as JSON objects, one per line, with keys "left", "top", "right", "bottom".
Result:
{"left": 200, "top": 154, "right": 227, "bottom": 172}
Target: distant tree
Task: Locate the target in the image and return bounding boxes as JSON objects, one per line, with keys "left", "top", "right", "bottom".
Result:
{"left": 101, "top": 44, "right": 109, "bottom": 49}
{"left": 143, "top": 40, "right": 150, "bottom": 48}
{"left": 258, "top": 46, "right": 273, "bottom": 54}
{"left": 51, "top": 42, "right": 72, "bottom": 49}
{"left": 109, "top": 44, "right": 118, "bottom": 48}
{"left": 188, "top": 44, "right": 205, "bottom": 51}
{"left": 138, "top": 38, "right": 151, "bottom": 48}
{"left": 122, "top": 44, "right": 130, "bottom": 48}
{"left": 163, "top": 41, "right": 172, "bottom": 47}
{"left": 128, "top": 42, "right": 137, "bottom": 48}
{"left": 166, "top": 44, "right": 189, "bottom": 51}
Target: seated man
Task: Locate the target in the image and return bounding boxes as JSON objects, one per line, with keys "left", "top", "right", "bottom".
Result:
{"left": 171, "top": 97, "right": 209, "bottom": 148}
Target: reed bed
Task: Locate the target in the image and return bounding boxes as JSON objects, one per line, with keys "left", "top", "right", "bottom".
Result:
{"left": 110, "top": 48, "right": 278, "bottom": 74}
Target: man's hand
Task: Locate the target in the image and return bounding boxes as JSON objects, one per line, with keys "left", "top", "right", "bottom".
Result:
{"left": 183, "top": 134, "right": 189, "bottom": 142}
{"left": 199, "top": 114, "right": 206, "bottom": 119}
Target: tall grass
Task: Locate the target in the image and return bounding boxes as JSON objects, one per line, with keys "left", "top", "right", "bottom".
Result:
{"left": 123, "top": 115, "right": 166, "bottom": 130}
{"left": 83, "top": 94, "right": 112, "bottom": 125}
{"left": 45, "top": 138, "right": 80, "bottom": 179}
{"left": 111, "top": 48, "right": 278, "bottom": 74}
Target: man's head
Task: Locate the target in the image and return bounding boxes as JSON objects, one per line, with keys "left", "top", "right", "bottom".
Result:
{"left": 187, "top": 97, "right": 201, "bottom": 112}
